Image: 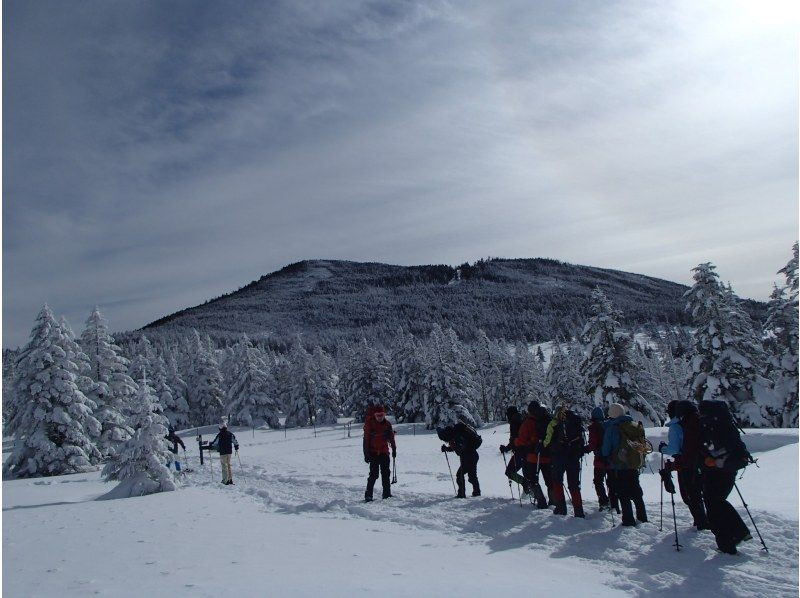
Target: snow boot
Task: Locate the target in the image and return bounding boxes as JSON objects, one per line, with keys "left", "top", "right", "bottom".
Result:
{"left": 382, "top": 492, "right": 392, "bottom": 499}
{"left": 531, "top": 482, "right": 548, "bottom": 509}
{"left": 456, "top": 492, "right": 467, "bottom": 499}
{"left": 570, "top": 488, "right": 585, "bottom": 518}
{"left": 552, "top": 484, "right": 567, "bottom": 515}
{"left": 471, "top": 482, "right": 481, "bottom": 497}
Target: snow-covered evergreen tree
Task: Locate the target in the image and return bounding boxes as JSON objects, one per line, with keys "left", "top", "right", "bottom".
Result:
{"left": 508, "top": 341, "right": 545, "bottom": 410}
{"left": 284, "top": 339, "right": 316, "bottom": 428}
{"left": 390, "top": 332, "right": 428, "bottom": 423}
{"left": 311, "top": 346, "right": 340, "bottom": 425}
{"left": 422, "top": 326, "right": 480, "bottom": 429}
{"left": 79, "top": 307, "right": 135, "bottom": 456}
{"left": 545, "top": 341, "right": 587, "bottom": 414}
{"left": 341, "top": 339, "right": 393, "bottom": 421}
{"left": 685, "top": 264, "right": 771, "bottom": 426}
{"left": 3, "top": 348, "right": 18, "bottom": 434}
{"left": 579, "top": 288, "right": 659, "bottom": 425}
{"left": 101, "top": 372, "right": 175, "bottom": 497}
{"left": 472, "top": 330, "right": 508, "bottom": 421}
{"left": 186, "top": 329, "right": 225, "bottom": 426}
{"left": 4, "top": 305, "right": 102, "bottom": 478}
{"left": 226, "top": 334, "right": 280, "bottom": 428}
{"left": 764, "top": 243, "right": 799, "bottom": 427}
{"left": 164, "top": 352, "right": 191, "bottom": 429}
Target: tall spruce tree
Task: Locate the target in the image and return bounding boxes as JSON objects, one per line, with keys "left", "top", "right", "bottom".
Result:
{"left": 226, "top": 334, "right": 280, "bottom": 428}
{"left": 4, "top": 305, "right": 102, "bottom": 478}
{"left": 186, "top": 329, "right": 225, "bottom": 426}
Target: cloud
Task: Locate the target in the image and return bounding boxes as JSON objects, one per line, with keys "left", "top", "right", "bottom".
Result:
{"left": 3, "top": 0, "right": 797, "bottom": 346}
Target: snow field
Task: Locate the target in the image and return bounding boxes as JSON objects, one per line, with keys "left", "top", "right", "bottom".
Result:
{"left": 3, "top": 424, "right": 798, "bottom": 597}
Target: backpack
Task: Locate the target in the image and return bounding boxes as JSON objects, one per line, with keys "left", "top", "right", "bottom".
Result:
{"left": 552, "top": 410, "right": 585, "bottom": 455}
{"left": 698, "top": 400, "right": 752, "bottom": 471}
{"left": 463, "top": 424, "right": 483, "bottom": 451}
{"left": 613, "top": 421, "right": 651, "bottom": 470}
{"left": 534, "top": 406, "right": 551, "bottom": 443}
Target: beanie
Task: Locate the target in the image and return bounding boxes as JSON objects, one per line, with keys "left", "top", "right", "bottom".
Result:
{"left": 591, "top": 406, "right": 605, "bottom": 421}
{"left": 607, "top": 403, "right": 625, "bottom": 419}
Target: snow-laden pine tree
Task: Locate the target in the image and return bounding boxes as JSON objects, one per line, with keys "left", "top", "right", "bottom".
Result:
{"left": 79, "top": 307, "right": 136, "bottom": 456}
{"left": 164, "top": 352, "right": 191, "bottom": 428}
{"left": 284, "top": 339, "right": 316, "bottom": 428}
{"left": 186, "top": 329, "right": 225, "bottom": 426}
{"left": 311, "top": 346, "right": 340, "bottom": 425}
{"left": 472, "top": 330, "right": 509, "bottom": 421}
{"left": 684, "top": 264, "right": 771, "bottom": 426}
{"left": 101, "top": 372, "right": 175, "bottom": 498}
{"left": 390, "top": 332, "right": 428, "bottom": 423}
{"left": 341, "top": 339, "right": 393, "bottom": 421}
{"left": 422, "top": 326, "right": 480, "bottom": 429}
{"left": 508, "top": 341, "right": 546, "bottom": 410}
{"left": 4, "top": 305, "right": 102, "bottom": 478}
{"left": 579, "top": 288, "right": 660, "bottom": 425}
{"left": 545, "top": 341, "right": 587, "bottom": 414}
{"left": 226, "top": 334, "right": 280, "bottom": 428}
{"left": 764, "top": 243, "right": 799, "bottom": 427}
{"left": 3, "top": 348, "right": 18, "bottom": 434}
{"left": 127, "top": 335, "right": 156, "bottom": 386}
{"left": 150, "top": 353, "right": 188, "bottom": 430}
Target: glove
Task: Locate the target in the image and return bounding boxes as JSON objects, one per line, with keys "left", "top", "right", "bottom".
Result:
{"left": 441, "top": 444, "right": 449, "bottom": 453}
{"left": 392, "top": 451, "right": 397, "bottom": 458}
{"left": 364, "top": 454, "right": 370, "bottom": 463}
{"left": 658, "top": 441, "right": 667, "bottom": 453}
{"left": 499, "top": 444, "right": 507, "bottom": 453}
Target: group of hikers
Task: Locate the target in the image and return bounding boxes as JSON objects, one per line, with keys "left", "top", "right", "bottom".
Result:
{"left": 361, "top": 398, "right": 758, "bottom": 556}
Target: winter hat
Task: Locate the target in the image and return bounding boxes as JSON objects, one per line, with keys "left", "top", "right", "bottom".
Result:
{"left": 591, "top": 406, "right": 605, "bottom": 421}
{"left": 527, "top": 400, "right": 540, "bottom": 415}
{"left": 506, "top": 406, "right": 519, "bottom": 417}
{"left": 607, "top": 403, "right": 625, "bottom": 419}
{"left": 374, "top": 406, "right": 386, "bottom": 416}
{"left": 666, "top": 400, "right": 678, "bottom": 419}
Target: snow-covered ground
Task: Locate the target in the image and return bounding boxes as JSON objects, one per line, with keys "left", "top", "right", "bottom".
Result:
{"left": 3, "top": 424, "right": 798, "bottom": 597}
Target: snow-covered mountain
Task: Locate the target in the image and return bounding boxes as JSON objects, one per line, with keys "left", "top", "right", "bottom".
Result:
{"left": 141, "top": 258, "right": 763, "bottom": 347}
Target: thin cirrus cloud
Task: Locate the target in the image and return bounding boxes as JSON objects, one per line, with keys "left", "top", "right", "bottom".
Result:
{"left": 3, "top": 0, "right": 797, "bottom": 347}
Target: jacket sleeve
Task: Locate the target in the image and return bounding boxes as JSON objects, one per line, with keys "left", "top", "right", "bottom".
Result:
{"left": 177, "top": 436, "right": 186, "bottom": 450}
{"left": 208, "top": 433, "right": 220, "bottom": 447}
{"left": 515, "top": 419, "right": 532, "bottom": 449}
{"left": 660, "top": 423, "right": 683, "bottom": 456}
{"left": 585, "top": 424, "right": 599, "bottom": 453}
{"left": 363, "top": 420, "right": 372, "bottom": 456}
{"left": 389, "top": 423, "right": 396, "bottom": 453}
{"left": 543, "top": 419, "right": 557, "bottom": 448}
{"left": 232, "top": 433, "right": 239, "bottom": 449}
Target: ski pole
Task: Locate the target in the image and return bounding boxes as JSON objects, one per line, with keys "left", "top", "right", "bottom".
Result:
{"left": 501, "top": 451, "right": 515, "bottom": 500}
{"left": 236, "top": 450, "right": 247, "bottom": 484}
{"left": 670, "top": 491, "right": 682, "bottom": 552}
{"left": 391, "top": 454, "right": 397, "bottom": 485}
{"left": 443, "top": 452, "right": 457, "bottom": 494}
{"left": 659, "top": 452, "right": 664, "bottom": 532}
{"left": 733, "top": 482, "right": 769, "bottom": 553}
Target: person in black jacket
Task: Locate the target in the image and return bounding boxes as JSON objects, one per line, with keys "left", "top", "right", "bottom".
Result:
{"left": 440, "top": 422, "right": 482, "bottom": 498}
{"left": 208, "top": 423, "right": 239, "bottom": 485}
{"left": 165, "top": 426, "right": 186, "bottom": 472}
{"left": 499, "top": 406, "right": 529, "bottom": 494}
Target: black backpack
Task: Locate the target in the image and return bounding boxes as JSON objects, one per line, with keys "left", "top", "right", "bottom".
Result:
{"left": 463, "top": 424, "right": 483, "bottom": 451}
{"left": 534, "top": 405, "right": 551, "bottom": 441}
{"left": 698, "top": 400, "right": 752, "bottom": 471}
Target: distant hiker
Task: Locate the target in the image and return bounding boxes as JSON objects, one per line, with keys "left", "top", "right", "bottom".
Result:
{"left": 544, "top": 404, "right": 586, "bottom": 517}
{"left": 658, "top": 400, "right": 708, "bottom": 530}
{"left": 499, "top": 405, "right": 529, "bottom": 494}
{"left": 439, "top": 422, "right": 482, "bottom": 498}
{"left": 208, "top": 423, "right": 239, "bottom": 485}
{"left": 601, "top": 403, "right": 649, "bottom": 527}
{"left": 698, "top": 400, "right": 752, "bottom": 555}
{"left": 363, "top": 405, "right": 396, "bottom": 502}
{"left": 584, "top": 406, "right": 616, "bottom": 512}
{"left": 515, "top": 401, "right": 552, "bottom": 509}
{"left": 165, "top": 426, "right": 186, "bottom": 472}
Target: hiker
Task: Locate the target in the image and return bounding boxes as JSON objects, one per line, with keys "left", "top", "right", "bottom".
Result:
{"left": 499, "top": 405, "right": 529, "bottom": 494}
{"left": 363, "top": 405, "right": 396, "bottom": 502}
{"left": 601, "top": 403, "right": 648, "bottom": 527}
{"left": 544, "top": 404, "right": 586, "bottom": 517}
{"left": 698, "top": 400, "right": 752, "bottom": 555}
{"left": 208, "top": 423, "right": 239, "bottom": 485}
{"left": 440, "top": 422, "right": 482, "bottom": 498}
{"left": 658, "top": 400, "right": 708, "bottom": 530}
{"left": 165, "top": 426, "right": 186, "bottom": 472}
{"left": 515, "top": 401, "right": 552, "bottom": 509}
{"left": 584, "top": 406, "right": 616, "bottom": 512}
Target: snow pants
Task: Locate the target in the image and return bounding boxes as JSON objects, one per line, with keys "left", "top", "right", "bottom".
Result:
{"left": 456, "top": 450, "right": 480, "bottom": 497}
{"left": 505, "top": 450, "right": 528, "bottom": 491}
{"left": 678, "top": 466, "right": 708, "bottom": 529}
{"left": 550, "top": 455, "right": 583, "bottom": 517}
{"left": 220, "top": 453, "right": 233, "bottom": 483}
{"left": 593, "top": 467, "right": 616, "bottom": 510}
{"left": 523, "top": 461, "right": 552, "bottom": 508}
{"left": 702, "top": 469, "right": 750, "bottom": 552}
{"left": 366, "top": 453, "right": 391, "bottom": 500}
{"left": 609, "top": 469, "right": 647, "bottom": 525}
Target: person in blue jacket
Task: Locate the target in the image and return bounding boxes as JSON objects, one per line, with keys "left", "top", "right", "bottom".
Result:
{"left": 601, "top": 403, "right": 648, "bottom": 527}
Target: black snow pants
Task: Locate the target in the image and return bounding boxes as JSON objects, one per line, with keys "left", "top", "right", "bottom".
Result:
{"left": 593, "top": 467, "right": 617, "bottom": 510}
{"left": 702, "top": 469, "right": 750, "bottom": 552}
{"left": 366, "top": 454, "right": 391, "bottom": 499}
{"left": 609, "top": 469, "right": 647, "bottom": 525}
{"left": 456, "top": 450, "right": 480, "bottom": 497}
{"left": 678, "top": 466, "right": 708, "bottom": 529}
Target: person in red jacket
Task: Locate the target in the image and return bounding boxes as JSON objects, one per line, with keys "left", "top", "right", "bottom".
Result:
{"left": 362, "top": 405, "right": 396, "bottom": 502}
{"left": 584, "top": 406, "right": 617, "bottom": 512}
{"left": 514, "top": 401, "right": 551, "bottom": 509}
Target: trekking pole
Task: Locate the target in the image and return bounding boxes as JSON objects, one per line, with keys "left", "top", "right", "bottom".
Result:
{"left": 659, "top": 453, "right": 664, "bottom": 532}
{"left": 391, "top": 454, "right": 397, "bottom": 485}
{"left": 443, "top": 452, "right": 457, "bottom": 494}
{"left": 733, "top": 482, "right": 769, "bottom": 553}
{"left": 236, "top": 450, "right": 247, "bottom": 484}
{"left": 670, "top": 491, "right": 682, "bottom": 552}
{"left": 501, "top": 451, "right": 515, "bottom": 500}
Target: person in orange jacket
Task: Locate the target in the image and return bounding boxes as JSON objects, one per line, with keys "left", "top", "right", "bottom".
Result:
{"left": 515, "top": 401, "right": 551, "bottom": 509}
{"left": 363, "top": 405, "right": 396, "bottom": 502}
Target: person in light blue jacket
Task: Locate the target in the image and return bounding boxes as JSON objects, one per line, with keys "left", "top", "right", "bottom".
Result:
{"left": 658, "top": 401, "right": 683, "bottom": 458}
{"left": 601, "top": 403, "right": 648, "bottom": 527}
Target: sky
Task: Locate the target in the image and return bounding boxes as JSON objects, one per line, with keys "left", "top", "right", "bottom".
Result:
{"left": 3, "top": 0, "right": 798, "bottom": 348}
